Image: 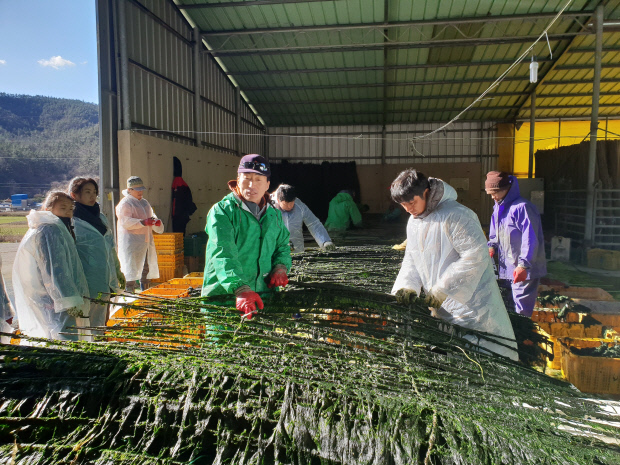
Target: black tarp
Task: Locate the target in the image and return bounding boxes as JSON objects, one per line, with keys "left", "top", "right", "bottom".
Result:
{"left": 269, "top": 161, "right": 360, "bottom": 221}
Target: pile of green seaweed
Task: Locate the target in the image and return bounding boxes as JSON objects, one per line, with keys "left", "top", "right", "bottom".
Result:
{"left": 571, "top": 343, "right": 620, "bottom": 358}
{"left": 0, "top": 246, "right": 619, "bottom": 464}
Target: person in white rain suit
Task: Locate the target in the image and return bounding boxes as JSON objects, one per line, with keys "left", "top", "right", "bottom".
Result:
{"left": 12, "top": 191, "right": 90, "bottom": 342}
{"left": 1, "top": 254, "right": 15, "bottom": 344}
{"left": 69, "top": 177, "right": 124, "bottom": 329}
{"left": 271, "top": 184, "right": 335, "bottom": 253}
{"left": 390, "top": 169, "right": 518, "bottom": 360}
{"left": 116, "top": 176, "right": 164, "bottom": 292}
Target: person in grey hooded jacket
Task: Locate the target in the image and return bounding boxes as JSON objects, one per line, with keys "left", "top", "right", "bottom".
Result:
{"left": 271, "top": 184, "right": 335, "bottom": 253}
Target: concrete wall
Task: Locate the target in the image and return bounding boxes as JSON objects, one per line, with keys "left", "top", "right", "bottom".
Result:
{"left": 118, "top": 130, "right": 238, "bottom": 235}
{"left": 357, "top": 162, "right": 484, "bottom": 219}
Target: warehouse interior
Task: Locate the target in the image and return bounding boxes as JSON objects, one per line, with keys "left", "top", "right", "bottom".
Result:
{"left": 5, "top": 2, "right": 620, "bottom": 463}
{"left": 97, "top": 0, "right": 620, "bottom": 249}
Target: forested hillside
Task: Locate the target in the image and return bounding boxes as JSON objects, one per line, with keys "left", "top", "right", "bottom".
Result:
{"left": 0, "top": 93, "right": 99, "bottom": 199}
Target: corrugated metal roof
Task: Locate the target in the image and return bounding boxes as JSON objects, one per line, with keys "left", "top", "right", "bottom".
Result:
{"left": 175, "top": 0, "right": 620, "bottom": 126}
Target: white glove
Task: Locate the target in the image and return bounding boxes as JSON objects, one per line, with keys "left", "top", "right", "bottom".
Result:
{"left": 66, "top": 307, "right": 85, "bottom": 318}
{"left": 323, "top": 241, "right": 336, "bottom": 251}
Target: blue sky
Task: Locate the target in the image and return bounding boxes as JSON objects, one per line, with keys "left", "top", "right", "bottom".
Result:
{"left": 0, "top": 0, "right": 98, "bottom": 103}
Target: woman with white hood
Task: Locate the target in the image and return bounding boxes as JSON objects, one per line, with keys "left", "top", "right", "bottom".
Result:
{"left": 12, "top": 191, "right": 90, "bottom": 342}
{"left": 390, "top": 169, "right": 518, "bottom": 361}
{"left": 116, "top": 176, "right": 164, "bottom": 292}
{"left": 69, "top": 177, "right": 124, "bottom": 329}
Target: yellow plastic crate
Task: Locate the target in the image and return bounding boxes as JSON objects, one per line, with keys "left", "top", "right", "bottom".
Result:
{"left": 153, "top": 233, "right": 184, "bottom": 252}
{"left": 559, "top": 338, "right": 620, "bottom": 395}
{"left": 184, "top": 272, "right": 204, "bottom": 278}
{"left": 157, "top": 253, "right": 184, "bottom": 265}
{"left": 151, "top": 265, "right": 185, "bottom": 283}
{"left": 536, "top": 321, "right": 604, "bottom": 370}
{"left": 156, "top": 248, "right": 184, "bottom": 256}
{"left": 167, "top": 277, "right": 203, "bottom": 286}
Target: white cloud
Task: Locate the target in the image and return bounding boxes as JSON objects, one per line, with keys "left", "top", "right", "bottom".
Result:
{"left": 0, "top": 60, "right": 6, "bottom": 65}
{"left": 81, "top": 61, "right": 88, "bottom": 65}
{"left": 37, "top": 56, "right": 75, "bottom": 70}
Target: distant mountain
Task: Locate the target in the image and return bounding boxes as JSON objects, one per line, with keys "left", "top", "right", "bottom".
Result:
{"left": 0, "top": 93, "right": 99, "bottom": 199}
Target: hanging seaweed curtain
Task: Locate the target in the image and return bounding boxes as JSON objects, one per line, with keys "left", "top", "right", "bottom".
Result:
{"left": 269, "top": 161, "right": 361, "bottom": 221}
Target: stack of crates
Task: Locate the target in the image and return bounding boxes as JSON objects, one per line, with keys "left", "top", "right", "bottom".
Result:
{"left": 153, "top": 233, "right": 184, "bottom": 283}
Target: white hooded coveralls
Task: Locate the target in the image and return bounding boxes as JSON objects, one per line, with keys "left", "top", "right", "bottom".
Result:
{"left": 271, "top": 192, "right": 331, "bottom": 253}
{"left": 391, "top": 180, "right": 518, "bottom": 360}
{"left": 12, "top": 210, "right": 90, "bottom": 341}
{"left": 115, "top": 190, "right": 164, "bottom": 282}
{"left": 74, "top": 213, "right": 120, "bottom": 327}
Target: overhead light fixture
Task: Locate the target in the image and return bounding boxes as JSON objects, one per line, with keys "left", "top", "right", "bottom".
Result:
{"left": 530, "top": 56, "right": 538, "bottom": 83}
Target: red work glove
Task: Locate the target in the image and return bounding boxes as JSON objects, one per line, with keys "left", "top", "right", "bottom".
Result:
{"left": 513, "top": 266, "right": 528, "bottom": 284}
{"left": 236, "top": 291, "right": 264, "bottom": 320}
{"left": 489, "top": 247, "right": 495, "bottom": 258}
{"left": 141, "top": 218, "right": 157, "bottom": 226}
{"left": 267, "top": 268, "right": 289, "bottom": 289}
{"left": 154, "top": 219, "right": 162, "bottom": 227}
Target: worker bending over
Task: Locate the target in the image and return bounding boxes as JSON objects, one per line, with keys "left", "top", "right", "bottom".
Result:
{"left": 201, "top": 155, "right": 292, "bottom": 319}
{"left": 324, "top": 190, "right": 362, "bottom": 232}
{"left": 390, "top": 169, "right": 518, "bottom": 360}
{"left": 486, "top": 171, "right": 546, "bottom": 317}
{"left": 116, "top": 176, "right": 164, "bottom": 293}
{"left": 271, "top": 184, "right": 335, "bottom": 253}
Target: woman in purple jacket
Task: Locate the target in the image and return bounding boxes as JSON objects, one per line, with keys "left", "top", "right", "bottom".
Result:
{"left": 485, "top": 171, "right": 547, "bottom": 317}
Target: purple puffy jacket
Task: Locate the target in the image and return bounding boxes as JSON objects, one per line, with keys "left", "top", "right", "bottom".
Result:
{"left": 488, "top": 176, "right": 547, "bottom": 281}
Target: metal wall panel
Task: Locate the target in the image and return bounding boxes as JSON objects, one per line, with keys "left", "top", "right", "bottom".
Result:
{"left": 121, "top": 0, "right": 264, "bottom": 155}
{"left": 268, "top": 122, "right": 498, "bottom": 165}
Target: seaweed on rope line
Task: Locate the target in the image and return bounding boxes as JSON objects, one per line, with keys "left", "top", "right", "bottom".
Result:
{"left": 1, "top": 245, "right": 619, "bottom": 464}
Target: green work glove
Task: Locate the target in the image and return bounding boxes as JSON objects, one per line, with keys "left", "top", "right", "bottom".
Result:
{"left": 395, "top": 288, "right": 418, "bottom": 306}
{"left": 117, "top": 271, "right": 126, "bottom": 290}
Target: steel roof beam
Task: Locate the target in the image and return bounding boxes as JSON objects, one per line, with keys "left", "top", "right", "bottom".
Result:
{"left": 542, "top": 78, "right": 620, "bottom": 85}
{"left": 553, "top": 63, "right": 620, "bottom": 70}
{"left": 251, "top": 92, "right": 526, "bottom": 105}
{"left": 566, "top": 47, "right": 620, "bottom": 53}
{"left": 178, "top": 0, "right": 334, "bottom": 9}
{"left": 202, "top": 11, "right": 594, "bottom": 37}
{"left": 266, "top": 106, "right": 517, "bottom": 117}
{"left": 521, "top": 103, "right": 620, "bottom": 110}
{"left": 205, "top": 32, "right": 590, "bottom": 57}
{"left": 249, "top": 91, "right": 620, "bottom": 106}
{"left": 226, "top": 59, "right": 553, "bottom": 76}
{"left": 242, "top": 76, "right": 527, "bottom": 91}
{"left": 263, "top": 103, "right": 620, "bottom": 118}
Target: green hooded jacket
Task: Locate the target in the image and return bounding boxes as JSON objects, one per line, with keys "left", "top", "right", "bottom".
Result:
{"left": 201, "top": 192, "right": 292, "bottom": 297}
{"left": 324, "top": 192, "right": 363, "bottom": 231}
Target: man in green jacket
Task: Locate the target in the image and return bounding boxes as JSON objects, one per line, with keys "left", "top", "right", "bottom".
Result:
{"left": 201, "top": 154, "right": 292, "bottom": 319}
{"left": 324, "top": 190, "right": 363, "bottom": 232}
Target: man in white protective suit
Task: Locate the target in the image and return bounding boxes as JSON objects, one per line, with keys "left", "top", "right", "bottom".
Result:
{"left": 116, "top": 176, "right": 164, "bottom": 292}
{"left": 390, "top": 169, "right": 518, "bottom": 360}
{"left": 271, "top": 184, "right": 335, "bottom": 253}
